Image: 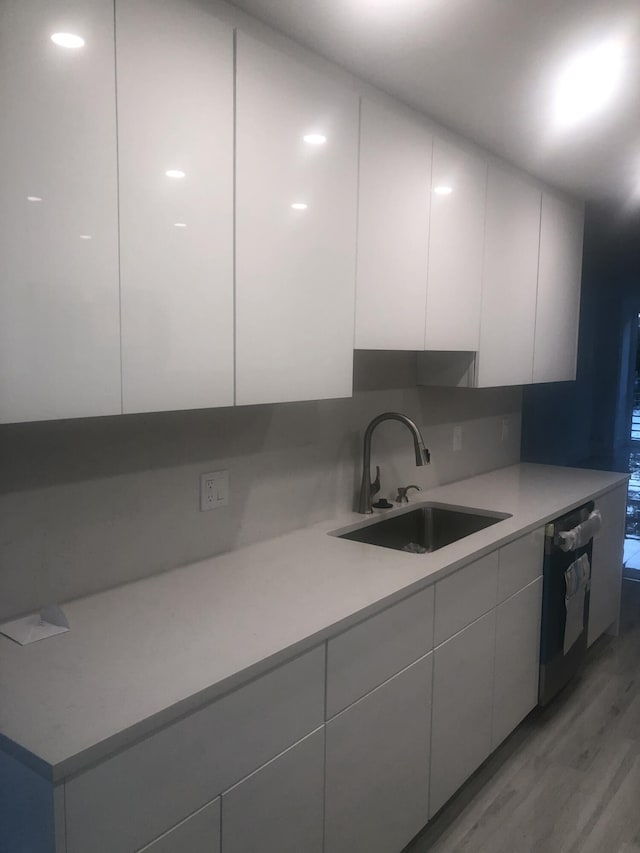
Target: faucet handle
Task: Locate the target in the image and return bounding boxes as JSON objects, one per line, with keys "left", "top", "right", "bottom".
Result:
{"left": 371, "top": 465, "right": 381, "bottom": 497}
{"left": 396, "top": 484, "right": 421, "bottom": 504}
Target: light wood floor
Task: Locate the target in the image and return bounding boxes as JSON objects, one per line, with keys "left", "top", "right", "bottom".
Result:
{"left": 405, "top": 579, "right": 640, "bottom": 853}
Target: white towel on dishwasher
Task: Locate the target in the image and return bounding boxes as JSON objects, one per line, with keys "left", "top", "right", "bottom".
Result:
{"left": 564, "top": 553, "right": 591, "bottom": 655}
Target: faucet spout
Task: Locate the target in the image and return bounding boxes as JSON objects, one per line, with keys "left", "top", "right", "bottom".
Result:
{"left": 357, "top": 412, "right": 430, "bottom": 514}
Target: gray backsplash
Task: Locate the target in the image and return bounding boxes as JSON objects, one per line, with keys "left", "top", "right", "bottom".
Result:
{"left": 0, "top": 354, "right": 521, "bottom": 621}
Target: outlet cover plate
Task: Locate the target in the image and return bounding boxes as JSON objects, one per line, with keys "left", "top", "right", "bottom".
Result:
{"left": 200, "top": 470, "right": 229, "bottom": 511}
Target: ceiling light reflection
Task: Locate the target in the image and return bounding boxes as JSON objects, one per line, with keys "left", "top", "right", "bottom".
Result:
{"left": 174, "top": 222, "right": 187, "bottom": 227}
{"left": 51, "top": 32, "right": 85, "bottom": 48}
{"left": 290, "top": 202, "right": 308, "bottom": 210}
{"left": 27, "top": 196, "right": 43, "bottom": 202}
{"left": 165, "top": 169, "right": 186, "bottom": 179}
{"left": 303, "top": 133, "right": 327, "bottom": 145}
{"left": 553, "top": 38, "right": 625, "bottom": 128}
{"left": 433, "top": 185, "right": 453, "bottom": 196}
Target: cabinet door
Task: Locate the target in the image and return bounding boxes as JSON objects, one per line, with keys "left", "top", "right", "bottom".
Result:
{"left": 325, "top": 654, "right": 432, "bottom": 853}
{"left": 497, "top": 528, "right": 544, "bottom": 604}
{"left": 116, "top": 0, "right": 234, "bottom": 414}
{"left": 425, "top": 138, "right": 487, "bottom": 351}
{"left": 139, "top": 799, "right": 220, "bottom": 853}
{"left": 430, "top": 610, "right": 495, "bottom": 816}
{"left": 355, "top": 99, "right": 432, "bottom": 350}
{"left": 326, "top": 584, "right": 434, "bottom": 718}
{"left": 222, "top": 729, "right": 324, "bottom": 853}
{"left": 236, "top": 33, "right": 359, "bottom": 405}
{"left": 0, "top": 0, "right": 121, "bottom": 423}
{"left": 492, "top": 577, "right": 542, "bottom": 749}
{"left": 588, "top": 484, "right": 627, "bottom": 647}
{"left": 434, "top": 551, "right": 498, "bottom": 645}
{"left": 533, "top": 192, "right": 584, "bottom": 383}
{"left": 477, "top": 166, "right": 541, "bottom": 387}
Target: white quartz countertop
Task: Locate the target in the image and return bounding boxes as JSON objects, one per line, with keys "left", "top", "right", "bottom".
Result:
{"left": 0, "top": 463, "right": 628, "bottom": 781}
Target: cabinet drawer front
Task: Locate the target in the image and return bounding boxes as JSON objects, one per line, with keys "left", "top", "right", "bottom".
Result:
{"left": 434, "top": 551, "right": 498, "bottom": 645}
{"left": 222, "top": 729, "right": 324, "bottom": 853}
{"left": 66, "top": 646, "right": 325, "bottom": 853}
{"left": 138, "top": 799, "right": 220, "bottom": 853}
{"left": 497, "top": 529, "right": 543, "bottom": 603}
{"left": 325, "top": 654, "right": 432, "bottom": 853}
{"left": 430, "top": 610, "right": 495, "bottom": 816}
{"left": 326, "top": 585, "right": 434, "bottom": 717}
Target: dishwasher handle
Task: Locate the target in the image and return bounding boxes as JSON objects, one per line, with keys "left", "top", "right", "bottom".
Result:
{"left": 555, "top": 509, "right": 602, "bottom": 552}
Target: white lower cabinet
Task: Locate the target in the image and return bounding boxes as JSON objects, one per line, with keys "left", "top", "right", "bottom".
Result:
{"left": 430, "top": 610, "right": 496, "bottom": 817}
{"left": 222, "top": 728, "right": 325, "bottom": 853}
{"left": 139, "top": 800, "right": 220, "bottom": 853}
{"left": 65, "top": 646, "right": 325, "bottom": 853}
{"left": 324, "top": 654, "right": 432, "bottom": 853}
{"left": 492, "top": 577, "right": 542, "bottom": 749}
{"left": 588, "top": 484, "right": 628, "bottom": 647}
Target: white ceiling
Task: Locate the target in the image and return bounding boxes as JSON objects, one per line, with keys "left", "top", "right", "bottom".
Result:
{"left": 229, "top": 0, "right": 640, "bottom": 205}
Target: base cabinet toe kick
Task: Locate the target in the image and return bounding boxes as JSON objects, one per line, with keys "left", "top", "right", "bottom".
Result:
{"left": 1, "top": 483, "right": 627, "bottom": 853}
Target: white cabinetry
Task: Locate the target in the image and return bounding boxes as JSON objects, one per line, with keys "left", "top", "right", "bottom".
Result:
{"left": 425, "top": 138, "right": 487, "bottom": 351}
{"left": 355, "top": 99, "right": 432, "bottom": 350}
{"left": 477, "top": 165, "right": 541, "bottom": 387}
{"left": 0, "top": 0, "right": 121, "bottom": 423}
{"left": 533, "top": 192, "right": 585, "bottom": 383}
{"left": 492, "top": 577, "right": 542, "bottom": 748}
{"left": 116, "top": 0, "right": 234, "bottom": 414}
{"left": 326, "top": 585, "right": 434, "bottom": 717}
{"left": 65, "top": 646, "right": 325, "bottom": 853}
{"left": 235, "top": 33, "right": 359, "bottom": 405}
{"left": 588, "top": 484, "right": 627, "bottom": 647}
{"left": 325, "top": 655, "right": 432, "bottom": 853}
{"left": 222, "top": 729, "right": 325, "bottom": 853}
{"left": 430, "top": 610, "right": 495, "bottom": 816}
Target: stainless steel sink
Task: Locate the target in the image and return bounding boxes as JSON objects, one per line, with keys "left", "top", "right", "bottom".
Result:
{"left": 334, "top": 503, "right": 511, "bottom": 554}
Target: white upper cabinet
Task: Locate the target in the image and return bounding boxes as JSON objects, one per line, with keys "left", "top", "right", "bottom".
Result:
{"left": 425, "top": 138, "right": 487, "bottom": 352}
{"left": 236, "top": 34, "right": 359, "bottom": 406}
{"left": 116, "top": 0, "right": 234, "bottom": 414}
{"left": 533, "top": 193, "right": 584, "bottom": 384}
{"left": 0, "top": 0, "right": 121, "bottom": 423}
{"left": 477, "top": 166, "right": 541, "bottom": 387}
{"left": 355, "top": 99, "right": 432, "bottom": 350}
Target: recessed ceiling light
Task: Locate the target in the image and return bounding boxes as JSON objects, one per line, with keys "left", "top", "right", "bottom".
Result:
{"left": 433, "top": 185, "right": 453, "bottom": 196}
{"left": 165, "top": 169, "right": 186, "bottom": 179}
{"left": 174, "top": 222, "right": 187, "bottom": 227}
{"left": 553, "top": 38, "right": 625, "bottom": 128}
{"left": 27, "top": 196, "right": 42, "bottom": 202}
{"left": 79, "top": 234, "right": 92, "bottom": 240}
{"left": 291, "top": 202, "right": 308, "bottom": 210}
{"left": 303, "top": 133, "right": 327, "bottom": 145}
{"left": 51, "top": 32, "right": 85, "bottom": 48}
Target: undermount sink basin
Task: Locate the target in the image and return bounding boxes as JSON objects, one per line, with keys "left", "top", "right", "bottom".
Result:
{"left": 335, "top": 503, "right": 511, "bottom": 554}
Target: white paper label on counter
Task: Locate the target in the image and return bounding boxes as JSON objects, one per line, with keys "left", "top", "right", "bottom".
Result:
{"left": 0, "top": 605, "right": 70, "bottom": 645}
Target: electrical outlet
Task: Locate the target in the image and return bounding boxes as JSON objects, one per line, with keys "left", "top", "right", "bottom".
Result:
{"left": 200, "top": 470, "right": 229, "bottom": 511}
{"left": 453, "top": 424, "right": 462, "bottom": 452}
{"left": 501, "top": 417, "right": 510, "bottom": 442}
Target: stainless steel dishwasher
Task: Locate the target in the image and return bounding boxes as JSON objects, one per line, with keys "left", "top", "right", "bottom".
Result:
{"left": 538, "top": 501, "right": 597, "bottom": 706}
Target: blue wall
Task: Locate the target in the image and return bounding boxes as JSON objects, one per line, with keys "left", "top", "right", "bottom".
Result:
{"left": 521, "top": 204, "right": 640, "bottom": 470}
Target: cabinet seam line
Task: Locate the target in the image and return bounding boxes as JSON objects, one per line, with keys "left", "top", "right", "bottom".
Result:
{"left": 423, "top": 135, "right": 434, "bottom": 349}
{"left": 113, "top": 0, "right": 124, "bottom": 414}
{"left": 530, "top": 191, "right": 543, "bottom": 383}
{"left": 232, "top": 28, "right": 238, "bottom": 406}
